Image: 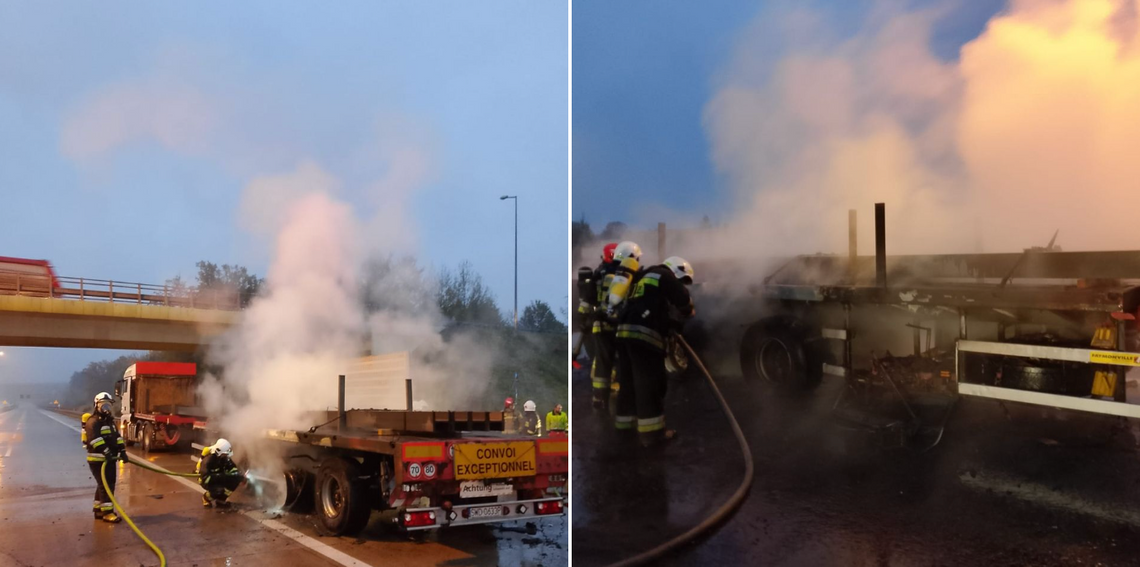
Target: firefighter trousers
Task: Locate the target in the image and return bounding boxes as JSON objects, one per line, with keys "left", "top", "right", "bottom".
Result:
{"left": 203, "top": 475, "right": 242, "bottom": 503}
{"left": 591, "top": 331, "right": 616, "bottom": 404}
{"left": 614, "top": 340, "right": 668, "bottom": 445}
{"left": 88, "top": 459, "right": 116, "bottom": 515}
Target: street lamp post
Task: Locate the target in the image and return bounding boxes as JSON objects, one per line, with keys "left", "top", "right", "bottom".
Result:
{"left": 500, "top": 195, "right": 518, "bottom": 330}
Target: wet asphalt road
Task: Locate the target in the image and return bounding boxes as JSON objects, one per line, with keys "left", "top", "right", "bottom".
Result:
{"left": 572, "top": 356, "right": 1140, "bottom": 567}
{"left": 0, "top": 404, "right": 566, "bottom": 567}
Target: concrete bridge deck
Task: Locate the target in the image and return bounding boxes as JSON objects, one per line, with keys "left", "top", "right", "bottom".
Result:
{"left": 0, "top": 295, "right": 239, "bottom": 351}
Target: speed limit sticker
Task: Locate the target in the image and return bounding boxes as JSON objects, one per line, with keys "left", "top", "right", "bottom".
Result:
{"left": 408, "top": 463, "right": 422, "bottom": 478}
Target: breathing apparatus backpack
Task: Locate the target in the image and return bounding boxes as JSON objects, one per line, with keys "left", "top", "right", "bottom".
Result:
{"left": 605, "top": 256, "right": 640, "bottom": 321}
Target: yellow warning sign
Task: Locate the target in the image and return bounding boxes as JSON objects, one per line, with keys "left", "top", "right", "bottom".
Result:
{"left": 453, "top": 441, "right": 537, "bottom": 480}
{"left": 1089, "top": 351, "right": 1140, "bottom": 366}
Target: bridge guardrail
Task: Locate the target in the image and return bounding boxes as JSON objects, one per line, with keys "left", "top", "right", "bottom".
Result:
{"left": 0, "top": 270, "right": 242, "bottom": 311}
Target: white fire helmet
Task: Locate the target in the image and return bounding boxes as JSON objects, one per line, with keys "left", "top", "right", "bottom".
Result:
{"left": 523, "top": 400, "right": 537, "bottom": 412}
{"left": 663, "top": 256, "right": 694, "bottom": 284}
{"left": 613, "top": 241, "right": 642, "bottom": 262}
{"left": 212, "top": 438, "right": 233, "bottom": 457}
{"left": 93, "top": 392, "right": 113, "bottom": 404}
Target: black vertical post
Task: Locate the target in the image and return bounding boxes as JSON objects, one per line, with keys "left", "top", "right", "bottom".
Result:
{"left": 875, "top": 203, "right": 887, "bottom": 289}
{"left": 848, "top": 209, "right": 857, "bottom": 282}
{"left": 658, "top": 222, "right": 666, "bottom": 263}
{"left": 405, "top": 378, "right": 413, "bottom": 411}
{"left": 338, "top": 375, "right": 346, "bottom": 431}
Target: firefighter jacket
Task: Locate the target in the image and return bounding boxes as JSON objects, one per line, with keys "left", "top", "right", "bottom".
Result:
{"left": 591, "top": 261, "right": 619, "bottom": 333}
{"left": 616, "top": 265, "right": 693, "bottom": 352}
{"left": 523, "top": 411, "right": 543, "bottom": 436}
{"left": 197, "top": 448, "right": 242, "bottom": 487}
{"left": 84, "top": 411, "right": 125, "bottom": 462}
{"left": 545, "top": 410, "right": 568, "bottom": 432}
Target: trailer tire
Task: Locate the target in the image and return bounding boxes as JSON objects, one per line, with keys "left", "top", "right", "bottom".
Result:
{"left": 740, "top": 317, "right": 823, "bottom": 392}
{"left": 315, "top": 457, "right": 372, "bottom": 536}
{"left": 284, "top": 469, "right": 315, "bottom": 513}
{"left": 142, "top": 423, "right": 155, "bottom": 454}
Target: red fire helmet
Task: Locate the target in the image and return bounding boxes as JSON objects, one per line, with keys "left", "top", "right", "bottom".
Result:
{"left": 602, "top": 242, "right": 618, "bottom": 263}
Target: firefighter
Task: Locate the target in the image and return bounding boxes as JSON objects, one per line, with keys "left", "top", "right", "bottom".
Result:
{"left": 522, "top": 400, "right": 543, "bottom": 437}
{"left": 614, "top": 256, "right": 694, "bottom": 447}
{"left": 85, "top": 392, "right": 126, "bottom": 523}
{"left": 545, "top": 403, "right": 568, "bottom": 434}
{"left": 592, "top": 242, "right": 639, "bottom": 408}
{"left": 572, "top": 265, "right": 597, "bottom": 368}
{"left": 578, "top": 243, "right": 616, "bottom": 371}
{"left": 197, "top": 438, "right": 244, "bottom": 508}
{"left": 503, "top": 397, "right": 522, "bottom": 433}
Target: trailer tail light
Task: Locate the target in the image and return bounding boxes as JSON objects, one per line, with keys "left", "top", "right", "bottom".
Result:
{"left": 536, "top": 500, "right": 564, "bottom": 516}
{"left": 403, "top": 511, "right": 436, "bottom": 528}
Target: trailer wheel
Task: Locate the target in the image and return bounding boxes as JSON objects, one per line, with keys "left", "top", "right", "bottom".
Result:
{"left": 315, "top": 457, "right": 372, "bottom": 536}
{"left": 284, "top": 469, "right": 314, "bottom": 513}
{"left": 740, "top": 317, "right": 823, "bottom": 392}
{"left": 142, "top": 423, "right": 155, "bottom": 454}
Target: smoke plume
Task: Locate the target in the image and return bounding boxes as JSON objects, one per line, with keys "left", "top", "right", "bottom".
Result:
{"left": 199, "top": 154, "right": 502, "bottom": 494}
{"left": 699, "top": 0, "right": 1140, "bottom": 261}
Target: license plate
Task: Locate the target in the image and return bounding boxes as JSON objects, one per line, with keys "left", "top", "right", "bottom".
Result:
{"left": 459, "top": 481, "right": 514, "bottom": 498}
{"left": 467, "top": 505, "right": 504, "bottom": 519}
{"left": 453, "top": 441, "right": 537, "bottom": 480}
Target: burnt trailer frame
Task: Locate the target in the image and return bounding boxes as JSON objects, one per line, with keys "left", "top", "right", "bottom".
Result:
{"left": 742, "top": 206, "right": 1140, "bottom": 422}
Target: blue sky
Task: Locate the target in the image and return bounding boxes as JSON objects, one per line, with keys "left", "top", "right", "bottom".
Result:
{"left": 571, "top": 0, "right": 1004, "bottom": 229}
{"left": 0, "top": 2, "right": 567, "bottom": 384}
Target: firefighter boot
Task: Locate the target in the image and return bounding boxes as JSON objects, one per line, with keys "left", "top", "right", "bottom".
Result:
{"left": 202, "top": 492, "right": 213, "bottom": 508}
{"left": 102, "top": 512, "right": 122, "bottom": 524}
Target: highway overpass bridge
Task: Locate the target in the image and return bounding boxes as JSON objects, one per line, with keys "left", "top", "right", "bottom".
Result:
{"left": 0, "top": 272, "right": 240, "bottom": 351}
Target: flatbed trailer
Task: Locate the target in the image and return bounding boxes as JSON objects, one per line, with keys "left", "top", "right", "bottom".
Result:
{"left": 203, "top": 377, "right": 568, "bottom": 535}
{"left": 739, "top": 205, "right": 1140, "bottom": 445}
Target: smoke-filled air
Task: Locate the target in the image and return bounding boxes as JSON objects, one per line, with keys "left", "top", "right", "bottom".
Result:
{"left": 197, "top": 157, "right": 501, "bottom": 491}
{"left": 699, "top": 0, "right": 1140, "bottom": 259}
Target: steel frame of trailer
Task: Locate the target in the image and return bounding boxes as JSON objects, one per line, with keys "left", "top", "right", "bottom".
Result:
{"left": 758, "top": 278, "right": 1140, "bottom": 417}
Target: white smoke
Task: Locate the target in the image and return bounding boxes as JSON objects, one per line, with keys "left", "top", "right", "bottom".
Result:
{"left": 694, "top": 0, "right": 1140, "bottom": 262}
{"left": 202, "top": 188, "right": 365, "bottom": 440}
{"left": 201, "top": 155, "right": 499, "bottom": 488}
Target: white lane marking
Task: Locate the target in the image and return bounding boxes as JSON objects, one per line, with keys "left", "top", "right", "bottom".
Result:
{"left": 39, "top": 409, "right": 371, "bottom": 567}
{"left": 40, "top": 409, "right": 82, "bottom": 433}
{"left": 2, "top": 446, "right": 10, "bottom": 457}
{"left": 133, "top": 458, "right": 373, "bottom": 567}
{"left": 960, "top": 469, "right": 1140, "bottom": 527}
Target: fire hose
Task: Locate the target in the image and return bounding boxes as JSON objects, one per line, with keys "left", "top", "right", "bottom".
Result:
{"left": 604, "top": 335, "right": 755, "bottom": 567}
{"left": 101, "top": 459, "right": 169, "bottom": 567}
{"left": 99, "top": 457, "right": 203, "bottom": 567}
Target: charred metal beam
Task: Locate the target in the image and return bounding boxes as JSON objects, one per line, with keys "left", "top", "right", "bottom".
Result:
{"left": 875, "top": 203, "right": 886, "bottom": 289}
